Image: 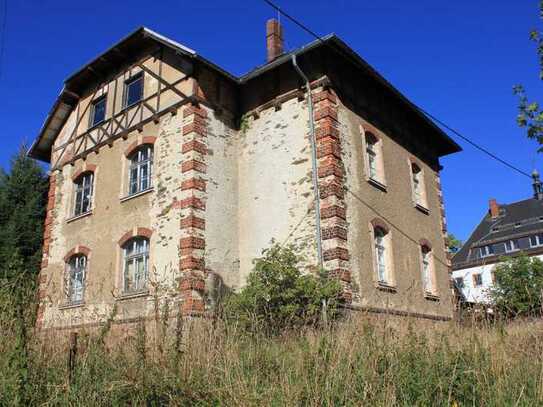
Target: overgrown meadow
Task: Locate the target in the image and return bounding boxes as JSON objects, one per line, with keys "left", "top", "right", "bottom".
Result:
{"left": 1, "top": 284, "right": 542, "bottom": 407}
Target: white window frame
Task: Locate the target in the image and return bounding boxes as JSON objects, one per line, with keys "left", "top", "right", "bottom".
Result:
{"left": 479, "top": 245, "right": 494, "bottom": 258}
{"left": 373, "top": 225, "right": 394, "bottom": 287}
{"left": 504, "top": 239, "right": 519, "bottom": 253}
{"left": 66, "top": 255, "right": 86, "bottom": 304}
{"left": 128, "top": 146, "right": 153, "bottom": 196}
{"left": 362, "top": 129, "right": 386, "bottom": 187}
{"left": 530, "top": 234, "right": 543, "bottom": 248}
{"left": 123, "top": 237, "right": 150, "bottom": 294}
{"left": 73, "top": 172, "right": 94, "bottom": 217}
{"left": 421, "top": 245, "right": 435, "bottom": 294}
{"left": 410, "top": 162, "right": 427, "bottom": 209}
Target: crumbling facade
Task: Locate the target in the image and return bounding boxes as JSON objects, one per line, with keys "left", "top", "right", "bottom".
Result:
{"left": 30, "top": 22, "right": 461, "bottom": 331}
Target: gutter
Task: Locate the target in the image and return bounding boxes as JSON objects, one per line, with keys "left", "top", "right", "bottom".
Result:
{"left": 291, "top": 54, "right": 324, "bottom": 269}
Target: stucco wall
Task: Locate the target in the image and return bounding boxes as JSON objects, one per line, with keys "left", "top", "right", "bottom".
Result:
{"left": 237, "top": 98, "right": 318, "bottom": 284}
{"left": 339, "top": 100, "right": 453, "bottom": 319}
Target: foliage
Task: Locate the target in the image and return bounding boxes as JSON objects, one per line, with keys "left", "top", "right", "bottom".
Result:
{"left": 489, "top": 254, "right": 543, "bottom": 317}
{"left": 0, "top": 145, "right": 48, "bottom": 279}
{"left": 446, "top": 233, "right": 462, "bottom": 253}
{"left": 223, "top": 243, "right": 344, "bottom": 334}
{"left": 514, "top": 1, "right": 543, "bottom": 148}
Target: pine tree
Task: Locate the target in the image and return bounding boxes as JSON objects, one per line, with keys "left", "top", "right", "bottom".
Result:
{"left": 0, "top": 145, "right": 48, "bottom": 280}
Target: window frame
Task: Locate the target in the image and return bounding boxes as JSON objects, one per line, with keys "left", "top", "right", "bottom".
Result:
{"left": 123, "top": 72, "right": 144, "bottom": 109}
{"left": 73, "top": 172, "right": 94, "bottom": 217}
{"left": 420, "top": 245, "right": 436, "bottom": 295}
{"left": 479, "top": 245, "right": 494, "bottom": 258}
{"left": 504, "top": 239, "right": 520, "bottom": 253}
{"left": 410, "top": 161, "right": 428, "bottom": 210}
{"left": 89, "top": 94, "right": 107, "bottom": 128}
{"left": 362, "top": 129, "right": 387, "bottom": 189}
{"left": 530, "top": 233, "right": 543, "bottom": 248}
{"left": 65, "top": 254, "right": 87, "bottom": 305}
{"left": 371, "top": 223, "right": 395, "bottom": 289}
{"left": 472, "top": 273, "right": 483, "bottom": 287}
{"left": 454, "top": 277, "right": 465, "bottom": 289}
{"left": 122, "top": 237, "right": 150, "bottom": 294}
{"left": 127, "top": 145, "right": 153, "bottom": 196}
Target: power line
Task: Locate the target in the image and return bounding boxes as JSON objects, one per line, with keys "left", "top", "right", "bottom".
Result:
{"left": 262, "top": 0, "right": 532, "bottom": 179}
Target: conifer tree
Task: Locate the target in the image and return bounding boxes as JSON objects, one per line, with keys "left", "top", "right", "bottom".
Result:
{"left": 0, "top": 145, "right": 48, "bottom": 280}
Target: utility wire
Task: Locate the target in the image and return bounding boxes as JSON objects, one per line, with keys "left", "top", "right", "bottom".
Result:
{"left": 262, "top": 0, "right": 532, "bottom": 179}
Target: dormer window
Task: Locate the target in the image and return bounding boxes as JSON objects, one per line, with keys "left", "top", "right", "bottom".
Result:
{"left": 90, "top": 95, "right": 106, "bottom": 127}
{"left": 124, "top": 73, "right": 143, "bottom": 108}
{"left": 480, "top": 245, "right": 494, "bottom": 258}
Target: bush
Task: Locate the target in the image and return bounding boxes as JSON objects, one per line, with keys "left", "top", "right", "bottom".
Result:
{"left": 223, "top": 243, "right": 344, "bottom": 334}
{"left": 489, "top": 254, "right": 543, "bottom": 318}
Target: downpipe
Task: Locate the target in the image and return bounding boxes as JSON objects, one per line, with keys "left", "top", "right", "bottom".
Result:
{"left": 291, "top": 54, "right": 324, "bottom": 270}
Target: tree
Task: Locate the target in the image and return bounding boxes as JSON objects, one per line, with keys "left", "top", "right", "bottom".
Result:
{"left": 514, "top": 1, "right": 543, "bottom": 147}
{"left": 489, "top": 254, "right": 543, "bottom": 318}
{"left": 223, "top": 243, "right": 344, "bottom": 335}
{"left": 0, "top": 145, "right": 48, "bottom": 280}
{"left": 446, "top": 233, "right": 462, "bottom": 253}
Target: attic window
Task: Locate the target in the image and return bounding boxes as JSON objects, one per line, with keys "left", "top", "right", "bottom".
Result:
{"left": 90, "top": 95, "right": 106, "bottom": 127}
{"left": 515, "top": 222, "right": 522, "bottom": 228}
{"left": 124, "top": 73, "right": 143, "bottom": 108}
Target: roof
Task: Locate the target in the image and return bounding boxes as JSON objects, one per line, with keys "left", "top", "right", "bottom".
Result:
{"left": 452, "top": 197, "right": 543, "bottom": 268}
{"left": 29, "top": 26, "right": 462, "bottom": 162}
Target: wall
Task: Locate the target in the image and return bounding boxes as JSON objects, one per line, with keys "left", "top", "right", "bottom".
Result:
{"left": 339, "top": 99, "right": 453, "bottom": 319}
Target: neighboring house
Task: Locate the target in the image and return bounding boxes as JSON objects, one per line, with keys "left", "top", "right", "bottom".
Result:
{"left": 452, "top": 171, "right": 543, "bottom": 305}
{"left": 29, "top": 21, "right": 461, "bottom": 331}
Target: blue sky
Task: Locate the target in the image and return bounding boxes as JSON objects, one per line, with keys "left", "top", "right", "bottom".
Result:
{"left": 0, "top": 0, "right": 541, "bottom": 241}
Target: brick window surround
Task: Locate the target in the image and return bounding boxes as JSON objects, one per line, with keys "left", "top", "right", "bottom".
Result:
{"left": 118, "top": 227, "right": 153, "bottom": 247}
{"left": 124, "top": 136, "right": 157, "bottom": 158}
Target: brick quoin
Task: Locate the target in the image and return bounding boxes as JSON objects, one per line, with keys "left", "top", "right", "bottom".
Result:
{"left": 323, "top": 247, "right": 350, "bottom": 262}
{"left": 322, "top": 226, "right": 348, "bottom": 241}
{"left": 320, "top": 205, "right": 346, "bottom": 220}
{"left": 180, "top": 256, "right": 205, "bottom": 271}
{"left": 179, "top": 196, "right": 205, "bottom": 211}
{"left": 319, "top": 182, "right": 344, "bottom": 199}
{"left": 181, "top": 178, "right": 206, "bottom": 192}
{"left": 181, "top": 159, "right": 207, "bottom": 174}
{"left": 183, "top": 104, "right": 208, "bottom": 118}
{"left": 180, "top": 215, "right": 205, "bottom": 230}
{"left": 182, "top": 122, "right": 207, "bottom": 137}
{"left": 314, "top": 106, "right": 338, "bottom": 122}
{"left": 312, "top": 90, "right": 337, "bottom": 104}
{"left": 182, "top": 140, "right": 208, "bottom": 155}
{"left": 179, "top": 237, "right": 205, "bottom": 249}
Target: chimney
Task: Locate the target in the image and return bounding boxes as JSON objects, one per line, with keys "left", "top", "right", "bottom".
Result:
{"left": 532, "top": 169, "right": 543, "bottom": 200}
{"left": 266, "top": 19, "right": 284, "bottom": 62}
{"left": 489, "top": 198, "right": 500, "bottom": 218}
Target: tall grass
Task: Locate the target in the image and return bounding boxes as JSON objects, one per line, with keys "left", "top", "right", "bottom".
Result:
{"left": 1, "top": 293, "right": 542, "bottom": 406}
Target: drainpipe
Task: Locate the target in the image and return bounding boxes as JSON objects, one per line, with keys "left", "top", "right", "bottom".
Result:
{"left": 291, "top": 54, "right": 324, "bottom": 270}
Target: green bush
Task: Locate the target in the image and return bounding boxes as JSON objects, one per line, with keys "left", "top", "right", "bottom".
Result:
{"left": 489, "top": 254, "right": 543, "bottom": 318}
{"left": 223, "top": 243, "right": 344, "bottom": 334}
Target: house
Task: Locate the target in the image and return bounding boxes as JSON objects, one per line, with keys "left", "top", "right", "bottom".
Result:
{"left": 29, "top": 21, "right": 461, "bottom": 331}
{"left": 452, "top": 171, "right": 543, "bottom": 305}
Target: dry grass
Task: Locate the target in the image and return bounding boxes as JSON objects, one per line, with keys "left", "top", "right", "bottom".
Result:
{"left": 1, "top": 302, "right": 543, "bottom": 406}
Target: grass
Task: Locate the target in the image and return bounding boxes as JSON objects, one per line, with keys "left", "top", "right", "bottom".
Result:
{"left": 1, "top": 294, "right": 543, "bottom": 407}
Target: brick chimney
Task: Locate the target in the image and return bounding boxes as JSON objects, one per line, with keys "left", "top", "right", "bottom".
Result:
{"left": 266, "top": 19, "right": 283, "bottom": 62}
{"left": 489, "top": 198, "right": 500, "bottom": 218}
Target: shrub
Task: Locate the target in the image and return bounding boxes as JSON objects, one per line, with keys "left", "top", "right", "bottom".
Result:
{"left": 223, "top": 243, "right": 344, "bottom": 334}
{"left": 489, "top": 254, "right": 543, "bottom": 318}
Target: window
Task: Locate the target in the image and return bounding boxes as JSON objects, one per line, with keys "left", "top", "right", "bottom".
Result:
{"left": 124, "top": 73, "right": 143, "bottom": 108}
{"left": 530, "top": 233, "right": 543, "bottom": 248}
{"left": 505, "top": 239, "right": 519, "bottom": 253}
{"left": 454, "top": 277, "right": 464, "bottom": 289}
{"left": 123, "top": 237, "right": 149, "bottom": 293}
{"left": 411, "top": 163, "right": 426, "bottom": 207}
{"left": 473, "top": 273, "right": 483, "bottom": 287}
{"left": 479, "top": 245, "right": 494, "bottom": 258}
{"left": 364, "top": 132, "right": 385, "bottom": 185}
{"left": 374, "top": 226, "right": 390, "bottom": 284}
{"left": 421, "top": 245, "right": 435, "bottom": 294}
{"left": 90, "top": 96, "right": 106, "bottom": 127}
{"left": 73, "top": 172, "right": 94, "bottom": 216}
{"left": 128, "top": 146, "right": 153, "bottom": 195}
{"left": 66, "top": 255, "right": 86, "bottom": 304}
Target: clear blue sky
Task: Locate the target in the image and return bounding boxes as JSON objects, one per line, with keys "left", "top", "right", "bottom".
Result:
{"left": 0, "top": 0, "right": 541, "bottom": 241}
